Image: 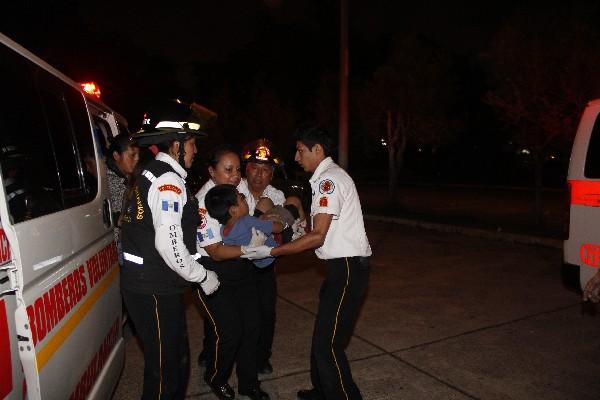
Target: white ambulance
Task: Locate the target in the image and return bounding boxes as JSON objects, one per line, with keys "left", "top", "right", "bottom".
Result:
{"left": 563, "top": 99, "right": 600, "bottom": 293}
{"left": 0, "top": 33, "right": 124, "bottom": 399}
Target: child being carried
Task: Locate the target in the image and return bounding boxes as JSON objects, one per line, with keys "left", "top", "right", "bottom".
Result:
{"left": 205, "top": 184, "right": 286, "bottom": 267}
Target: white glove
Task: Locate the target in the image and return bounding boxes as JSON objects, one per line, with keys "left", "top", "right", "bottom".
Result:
{"left": 240, "top": 245, "right": 273, "bottom": 260}
{"left": 200, "top": 270, "right": 220, "bottom": 295}
{"left": 248, "top": 227, "right": 267, "bottom": 246}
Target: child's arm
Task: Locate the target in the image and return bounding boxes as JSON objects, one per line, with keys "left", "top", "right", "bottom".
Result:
{"left": 257, "top": 214, "right": 284, "bottom": 233}
{"left": 259, "top": 205, "right": 294, "bottom": 234}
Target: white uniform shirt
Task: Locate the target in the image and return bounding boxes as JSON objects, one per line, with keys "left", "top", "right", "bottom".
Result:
{"left": 309, "top": 157, "right": 372, "bottom": 259}
{"left": 146, "top": 152, "right": 207, "bottom": 283}
{"left": 238, "top": 178, "right": 286, "bottom": 216}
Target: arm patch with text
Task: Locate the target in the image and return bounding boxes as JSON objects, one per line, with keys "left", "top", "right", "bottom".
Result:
{"left": 159, "top": 184, "right": 182, "bottom": 194}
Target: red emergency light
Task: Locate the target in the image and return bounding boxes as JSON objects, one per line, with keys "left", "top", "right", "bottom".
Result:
{"left": 80, "top": 82, "right": 101, "bottom": 98}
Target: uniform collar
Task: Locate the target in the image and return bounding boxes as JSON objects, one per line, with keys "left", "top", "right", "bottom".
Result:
{"left": 156, "top": 152, "right": 187, "bottom": 179}
{"left": 309, "top": 157, "right": 334, "bottom": 184}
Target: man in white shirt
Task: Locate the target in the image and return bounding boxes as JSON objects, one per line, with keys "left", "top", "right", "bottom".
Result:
{"left": 239, "top": 140, "right": 288, "bottom": 376}
{"left": 267, "top": 127, "right": 372, "bottom": 400}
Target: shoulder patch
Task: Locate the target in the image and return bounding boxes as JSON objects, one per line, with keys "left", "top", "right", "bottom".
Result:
{"left": 159, "top": 184, "right": 182, "bottom": 195}
{"left": 319, "top": 179, "right": 335, "bottom": 194}
{"left": 319, "top": 196, "right": 328, "bottom": 207}
{"left": 198, "top": 208, "right": 207, "bottom": 229}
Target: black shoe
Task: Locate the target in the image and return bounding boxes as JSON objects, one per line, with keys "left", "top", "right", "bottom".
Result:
{"left": 297, "top": 388, "right": 322, "bottom": 400}
{"left": 239, "top": 386, "right": 270, "bottom": 400}
{"left": 206, "top": 381, "right": 235, "bottom": 400}
{"left": 257, "top": 361, "right": 273, "bottom": 375}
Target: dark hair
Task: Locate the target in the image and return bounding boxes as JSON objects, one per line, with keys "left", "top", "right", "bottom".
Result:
{"left": 208, "top": 147, "right": 239, "bottom": 169}
{"left": 294, "top": 126, "right": 332, "bottom": 156}
{"left": 106, "top": 134, "right": 138, "bottom": 176}
{"left": 108, "top": 133, "right": 138, "bottom": 155}
{"left": 155, "top": 138, "right": 178, "bottom": 154}
{"left": 205, "top": 184, "right": 238, "bottom": 225}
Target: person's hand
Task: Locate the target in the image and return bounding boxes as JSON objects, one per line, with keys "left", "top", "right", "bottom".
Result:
{"left": 583, "top": 271, "right": 600, "bottom": 303}
{"left": 200, "top": 270, "right": 220, "bottom": 295}
{"left": 248, "top": 227, "right": 267, "bottom": 246}
{"left": 240, "top": 245, "right": 273, "bottom": 260}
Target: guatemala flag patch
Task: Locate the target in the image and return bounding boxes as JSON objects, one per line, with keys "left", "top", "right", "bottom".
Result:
{"left": 162, "top": 200, "right": 179, "bottom": 212}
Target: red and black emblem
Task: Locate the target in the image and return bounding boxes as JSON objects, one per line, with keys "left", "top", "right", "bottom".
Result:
{"left": 319, "top": 179, "right": 335, "bottom": 194}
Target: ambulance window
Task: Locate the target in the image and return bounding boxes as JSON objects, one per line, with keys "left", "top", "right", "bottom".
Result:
{"left": 585, "top": 115, "right": 600, "bottom": 178}
{"left": 0, "top": 44, "right": 98, "bottom": 223}
{"left": 92, "top": 117, "right": 112, "bottom": 157}
{"left": 37, "top": 74, "right": 98, "bottom": 205}
{"left": 0, "top": 45, "right": 62, "bottom": 222}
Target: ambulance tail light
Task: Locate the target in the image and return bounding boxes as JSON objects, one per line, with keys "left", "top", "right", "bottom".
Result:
{"left": 569, "top": 180, "right": 600, "bottom": 207}
{"left": 80, "top": 82, "right": 101, "bottom": 98}
{"left": 566, "top": 179, "right": 600, "bottom": 239}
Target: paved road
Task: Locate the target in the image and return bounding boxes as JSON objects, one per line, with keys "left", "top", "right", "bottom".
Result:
{"left": 113, "top": 220, "right": 600, "bottom": 399}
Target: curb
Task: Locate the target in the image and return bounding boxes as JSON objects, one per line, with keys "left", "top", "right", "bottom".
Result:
{"left": 364, "top": 214, "right": 563, "bottom": 249}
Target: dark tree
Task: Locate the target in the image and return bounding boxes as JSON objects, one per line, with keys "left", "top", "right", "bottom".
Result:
{"left": 482, "top": 2, "right": 600, "bottom": 224}
{"left": 358, "top": 34, "right": 460, "bottom": 198}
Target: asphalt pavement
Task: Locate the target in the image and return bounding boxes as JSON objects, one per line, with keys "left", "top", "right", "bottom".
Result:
{"left": 112, "top": 216, "right": 600, "bottom": 400}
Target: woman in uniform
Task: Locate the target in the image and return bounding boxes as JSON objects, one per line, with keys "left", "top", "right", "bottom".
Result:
{"left": 195, "top": 148, "right": 271, "bottom": 400}
{"left": 120, "top": 126, "right": 220, "bottom": 400}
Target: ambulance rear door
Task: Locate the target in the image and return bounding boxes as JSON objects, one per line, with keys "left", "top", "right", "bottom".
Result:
{"left": 0, "top": 33, "right": 124, "bottom": 400}
{"left": 564, "top": 99, "right": 600, "bottom": 291}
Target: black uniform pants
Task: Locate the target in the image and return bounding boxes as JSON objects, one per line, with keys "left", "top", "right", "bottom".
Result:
{"left": 196, "top": 277, "right": 260, "bottom": 392}
{"left": 255, "top": 261, "right": 277, "bottom": 368}
{"left": 122, "top": 289, "right": 190, "bottom": 400}
{"left": 310, "top": 256, "right": 370, "bottom": 400}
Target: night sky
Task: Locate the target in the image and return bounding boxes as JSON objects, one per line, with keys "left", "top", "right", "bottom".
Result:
{"left": 2, "top": 1, "right": 519, "bottom": 122}
{"left": 3, "top": 1, "right": 600, "bottom": 184}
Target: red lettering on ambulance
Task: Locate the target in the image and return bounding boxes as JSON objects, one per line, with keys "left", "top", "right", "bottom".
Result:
{"left": 72, "top": 269, "right": 80, "bottom": 303}
{"left": 97, "top": 250, "right": 106, "bottom": 283}
{"left": 54, "top": 281, "right": 66, "bottom": 321}
{"left": 78, "top": 265, "right": 88, "bottom": 298}
{"left": 25, "top": 244, "right": 118, "bottom": 352}
{"left": 86, "top": 254, "right": 98, "bottom": 288}
{"left": 26, "top": 305, "right": 37, "bottom": 346}
{"left": 67, "top": 274, "right": 76, "bottom": 307}
{"left": 580, "top": 243, "right": 600, "bottom": 268}
{"left": 34, "top": 298, "right": 47, "bottom": 343}
{"left": 42, "top": 289, "right": 58, "bottom": 334}
{"left": 62, "top": 275, "right": 72, "bottom": 314}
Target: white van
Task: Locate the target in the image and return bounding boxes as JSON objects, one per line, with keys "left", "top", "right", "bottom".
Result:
{"left": 0, "top": 33, "right": 124, "bottom": 399}
{"left": 563, "top": 99, "right": 600, "bottom": 293}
